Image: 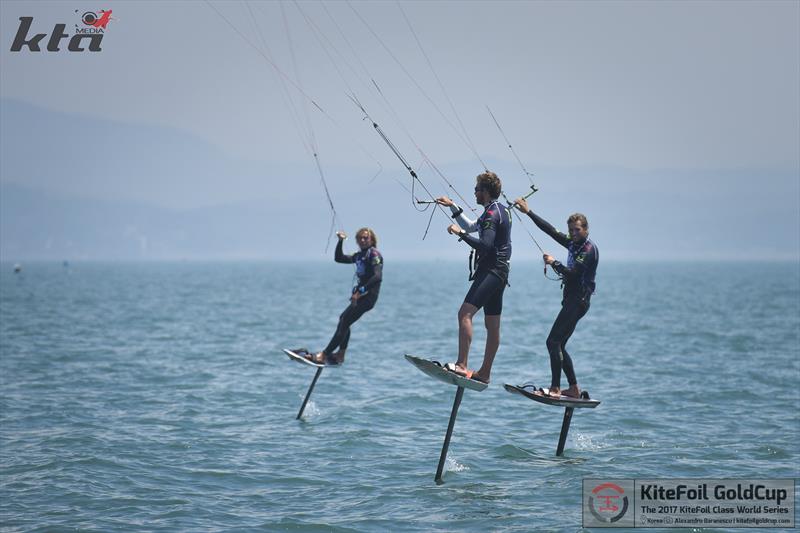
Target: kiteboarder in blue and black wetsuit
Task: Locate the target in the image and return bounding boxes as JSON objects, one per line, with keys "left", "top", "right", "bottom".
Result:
{"left": 306, "top": 227, "right": 383, "bottom": 366}
{"left": 513, "top": 197, "right": 598, "bottom": 398}
{"left": 435, "top": 171, "right": 512, "bottom": 385}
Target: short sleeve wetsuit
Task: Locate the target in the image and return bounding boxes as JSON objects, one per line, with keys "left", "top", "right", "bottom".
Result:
{"left": 449, "top": 200, "right": 512, "bottom": 315}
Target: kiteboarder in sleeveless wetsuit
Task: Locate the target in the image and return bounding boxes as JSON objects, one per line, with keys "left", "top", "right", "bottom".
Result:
{"left": 306, "top": 228, "right": 383, "bottom": 366}
{"left": 513, "top": 197, "right": 598, "bottom": 398}
{"left": 435, "top": 171, "right": 512, "bottom": 384}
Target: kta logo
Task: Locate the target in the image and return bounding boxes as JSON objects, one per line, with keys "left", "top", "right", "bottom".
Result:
{"left": 589, "top": 482, "right": 630, "bottom": 523}
{"left": 10, "top": 9, "right": 114, "bottom": 52}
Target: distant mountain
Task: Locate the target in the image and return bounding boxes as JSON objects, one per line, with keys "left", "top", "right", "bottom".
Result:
{"left": 0, "top": 98, "right": 297, "bottom": 210}
{"left": 1, "top": 100, "right": 797, "bottom": 261}
{"left": 0, "top": 99, "right": 373, "bottom": 261}
{"left": 0, "top": 182, "right": 287, "bottom": 260}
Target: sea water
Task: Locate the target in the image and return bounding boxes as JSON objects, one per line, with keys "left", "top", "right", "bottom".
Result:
{"left": 1, "top": 261, "right": 798, "bottom": 532}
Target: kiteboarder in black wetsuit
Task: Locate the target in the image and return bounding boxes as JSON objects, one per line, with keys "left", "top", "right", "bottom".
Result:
{"left": 513, "top": 197, "right": 598, "bottom": 398}
{"left": 435, "top": 171, "right": 512, "bottom": 384}
{"left": 306, "top": 228, "right": 383, "bottom": 366}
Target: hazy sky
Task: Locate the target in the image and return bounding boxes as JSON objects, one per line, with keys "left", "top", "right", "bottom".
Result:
{"left": 1, "top": 0, "right": 798, "bottom": 261}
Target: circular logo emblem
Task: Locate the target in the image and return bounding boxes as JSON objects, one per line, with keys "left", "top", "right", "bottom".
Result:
{"left": 589, "top": 483, "right": 629, "bottom": 523}
{"left": 81, "top": 11, "right": 97, "bottom": 26}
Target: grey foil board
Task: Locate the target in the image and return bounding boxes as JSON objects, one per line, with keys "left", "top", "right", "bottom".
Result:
{"left": 404, "top": 354, "right": 488, "bottom": 392}
{"left": 504, "top": 383, "right": 600, "bottom": 408}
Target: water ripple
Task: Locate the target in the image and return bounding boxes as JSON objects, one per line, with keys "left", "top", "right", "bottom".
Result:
{"left": 1, "top": 261, "right": 798, "bottom": 531}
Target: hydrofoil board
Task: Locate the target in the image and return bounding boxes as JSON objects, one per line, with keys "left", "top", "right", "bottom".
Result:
{"left": 283, "top": 348, "right": 341, "bottom": 369}
{"left": 504, "top": 383, "right": 600, "bottom": 408}
{"left": 405, "top": 354, "right": 488, "bottom": 392}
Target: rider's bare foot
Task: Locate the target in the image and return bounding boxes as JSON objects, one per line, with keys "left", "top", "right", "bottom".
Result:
{"left": 560, "top": 385, "right": 581, "bottom": 398}
{"left": 455, "top": 366, "right": 489, "bottom": 384}
{"left": 471, "top": 370, "right": 490, "bottom": 384}
{"left": 447, "top": 363, "right": 487, "bottom": 383}
{"left": 330, "top": 350, "right": 346, "bottom": 364}
{"left": 447, "top": 362, "right": 468, "bottom": 375}
{"left": 305, "top": 351, "right": 326, "bottom": 364}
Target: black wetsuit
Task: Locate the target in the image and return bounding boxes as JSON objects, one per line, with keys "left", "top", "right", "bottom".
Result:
{"left": 460, "top": 200, "right": 512, "bottom": 315}
{"left": 323, "top": 240, "right": 383, "bottom": 355}
{"left": 527, "top": 211, "right": 599, "bottom": 389}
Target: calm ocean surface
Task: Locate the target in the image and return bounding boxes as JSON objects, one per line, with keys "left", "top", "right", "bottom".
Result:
{"left": 1, "top": 260, "right": 798, "bottom": 532}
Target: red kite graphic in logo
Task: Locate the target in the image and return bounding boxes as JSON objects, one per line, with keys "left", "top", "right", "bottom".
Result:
{"left": 92, "top": 10, "right": 112, "bottom": 28}
{"left": 81, "top": 10, "right": 112, "bottom": 29}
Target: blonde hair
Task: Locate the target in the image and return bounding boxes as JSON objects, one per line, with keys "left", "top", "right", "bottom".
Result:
{"left": 356, "top": 227, "right": 378, "bottom": 248}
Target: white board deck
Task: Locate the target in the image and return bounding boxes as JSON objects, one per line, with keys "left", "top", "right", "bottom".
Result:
{"left": 283, "top": 348, "right": 341, "bottom": 369}
{"left": 504, "top": 383, "right": 600, "bottom": 408}
{"left": 404, "top": 354, "right": 488, "bottom": 392}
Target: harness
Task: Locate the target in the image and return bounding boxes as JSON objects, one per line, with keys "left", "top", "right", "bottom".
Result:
{"left": 561, "top": 239, "right": 592, "bottom": 298}
{"left": 352, "top": 247, "right": 374, "bottom": 292}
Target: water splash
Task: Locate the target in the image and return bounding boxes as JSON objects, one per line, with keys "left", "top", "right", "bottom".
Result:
{"left": 574, "top": 433, "right": 607, "bottom": 452}
{"left": 445, "top": 455, "right": 469, "bottom": 473}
